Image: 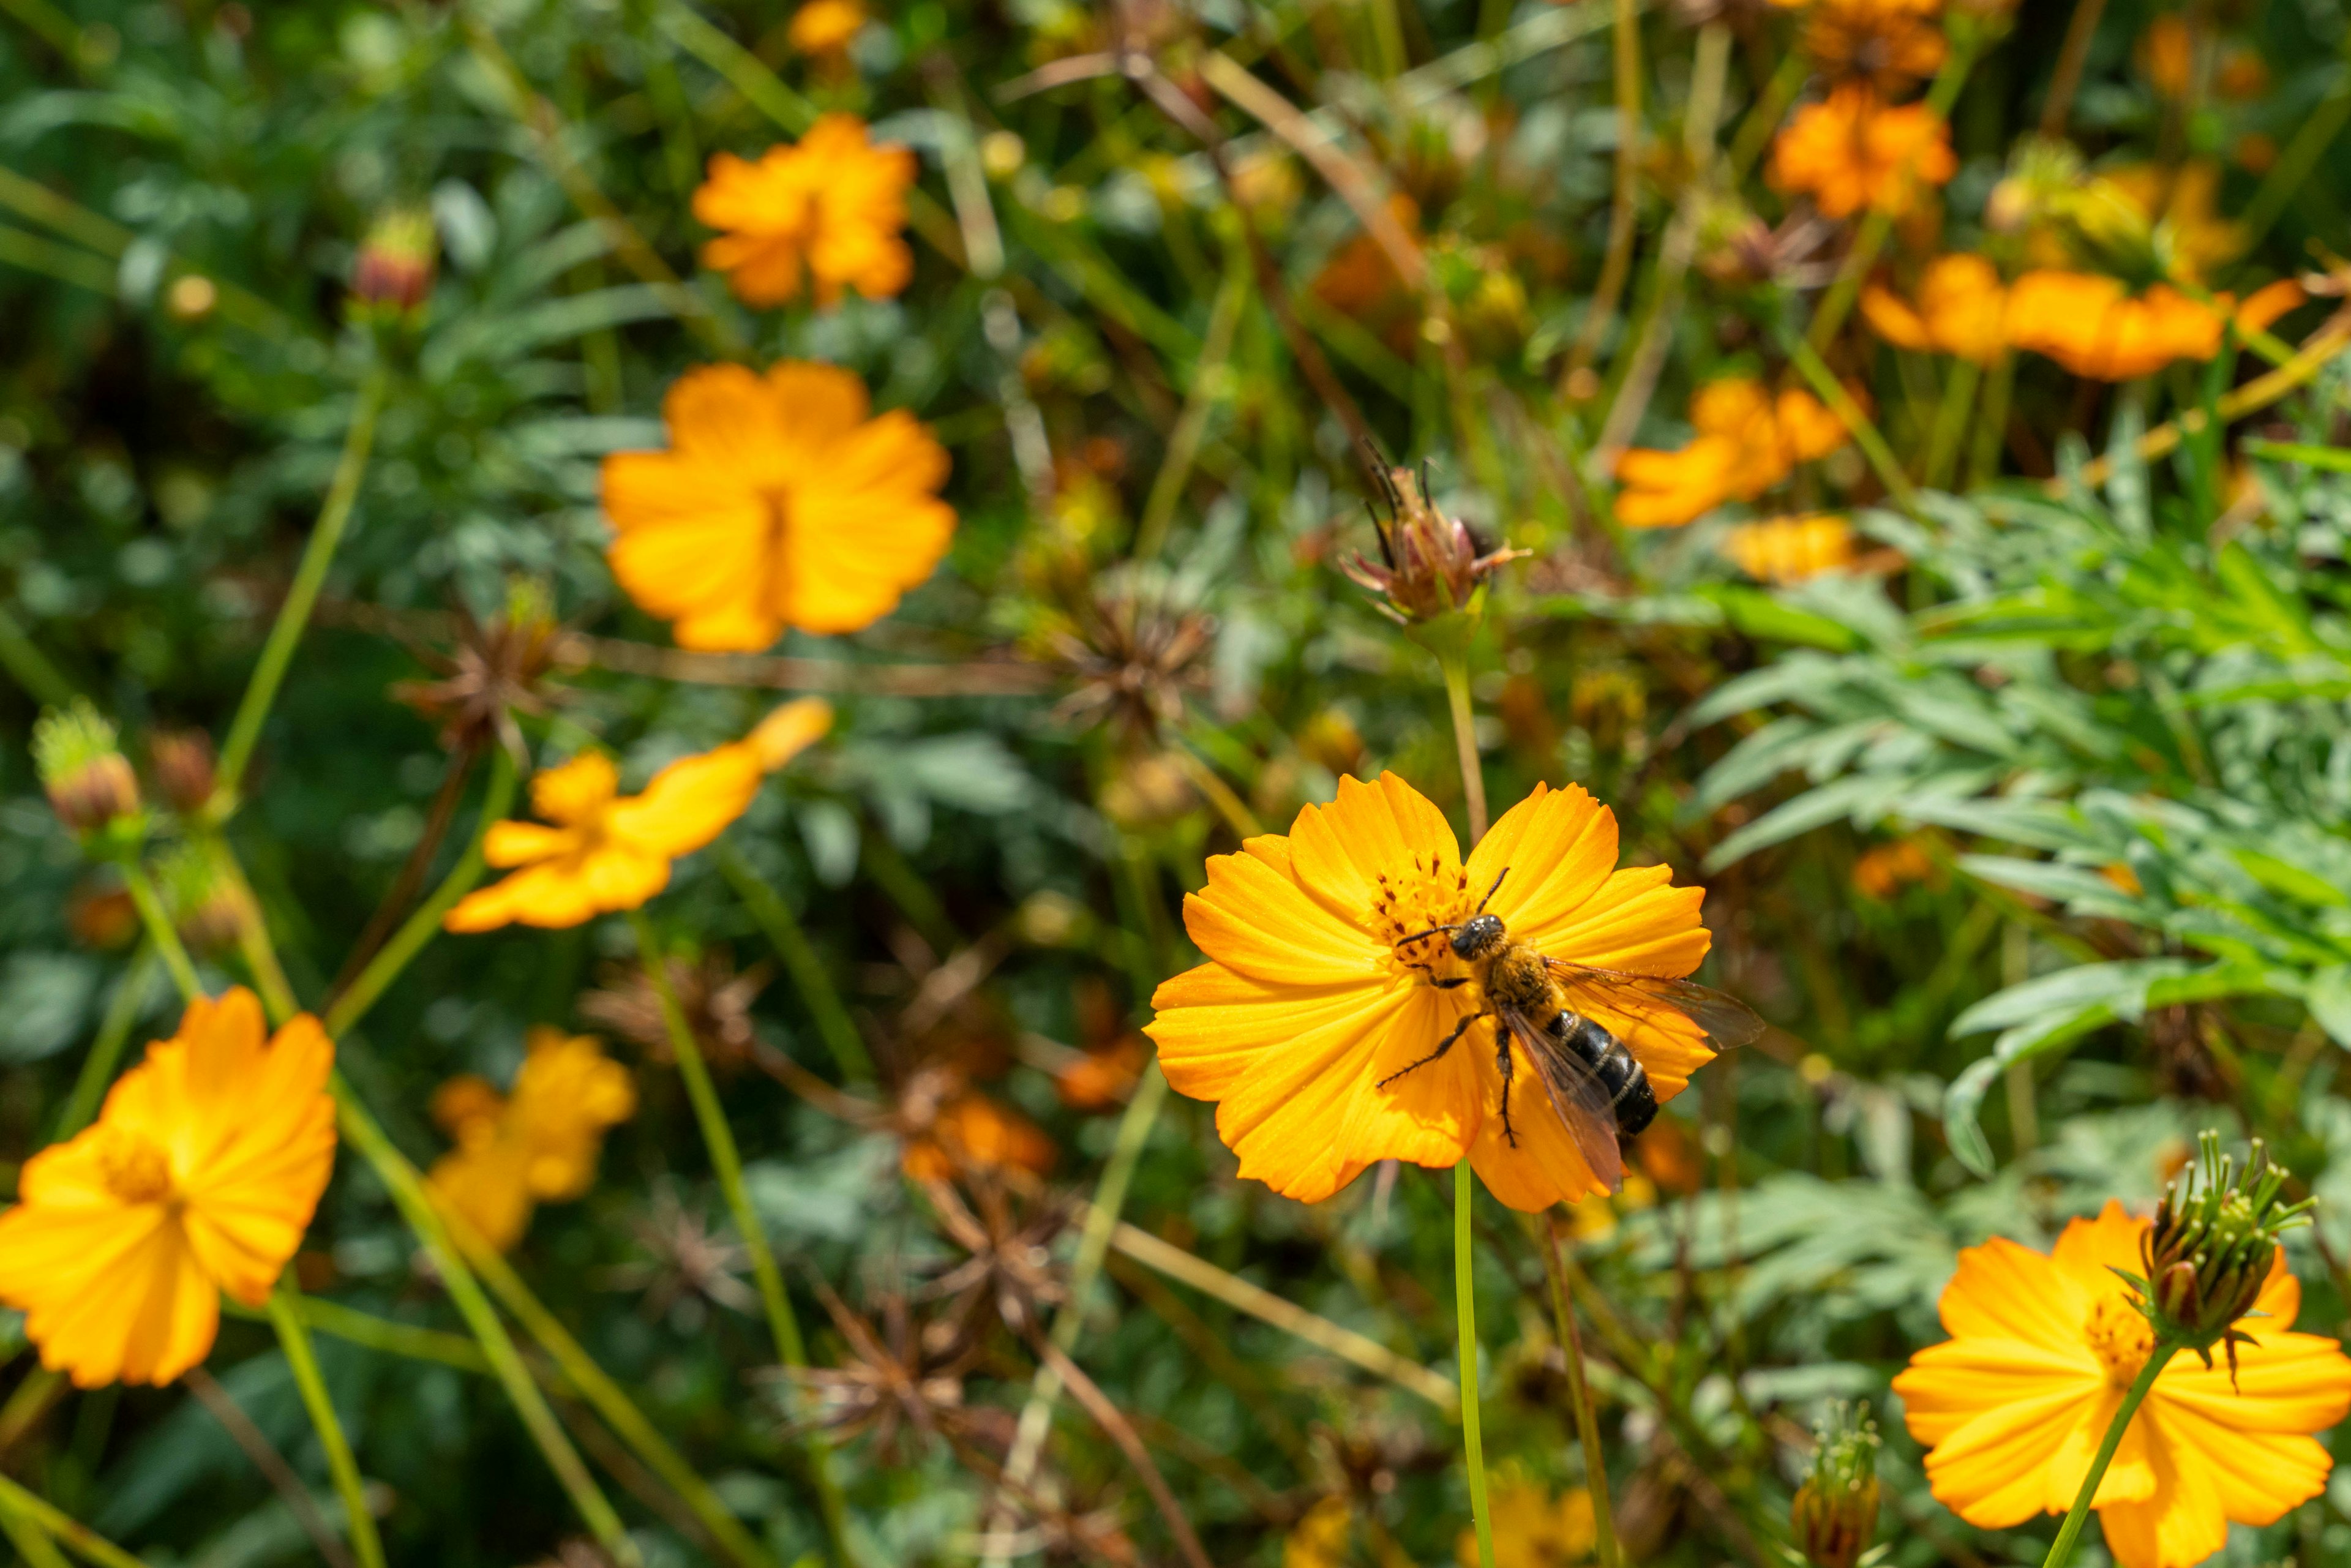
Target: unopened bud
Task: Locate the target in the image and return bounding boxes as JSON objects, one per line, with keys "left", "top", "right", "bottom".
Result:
{"left": 351, "top": 208, "right": 437, "bottom": 321}
{"left": 1790, "top": 1401, "right": 1880, "bottom": 1568}
{"left": 1340, "top": 462, "right": 1526, "bottom": 625}
{"left": 158, "top": 842, "right": 244, "bottom": 955}
{"left": 2132, "top": 1131, "right": 2314, "bottom": 1378}
{"left": 33, "top": 700, "right": 143, "bottom": 841}
{"left": 148, "top": 728, "right": 217, "bottom": 816}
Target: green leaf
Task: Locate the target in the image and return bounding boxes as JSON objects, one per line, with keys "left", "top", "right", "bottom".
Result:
{"left": 2309, "top": 966, "right": 2351, "bottom": 1048}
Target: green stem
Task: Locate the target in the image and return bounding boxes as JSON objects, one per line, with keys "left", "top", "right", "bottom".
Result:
{"left": 2040, "top": 1344, "right": 2179, "bottom": 1568}
{"left": 0, "top": 606, "right": 77, "bottom": 707}
{"left": 267, "top": 1284, "right": 385, "bottom": 1568}
{"left": 0, "top": 1475, "right": 143, "bottom": 1568}
{"left": 118, "top": 861, "right": 200, "bottom": 1003}
{"left": 332, "top": 1084, "right": 641, "bottom": 1566}
{"left": 1533, "top": 1216, "right": 1621, "bottom": 1568}
{"left": 55, "top": 943, "right": 156, "bottom": 1138}
{"left": 629, "top": 910, "right": 853, "bottom": 1566}
{"left": 1781, "top": 329, "right": 1920, "bottom": 514}
{"left": 1922, "top": 356, "right": 1981, "bottom": 493}
{"left": 281, "top": 1298, "right": 490, "bottom": 1377}
{"left": 451, "top": 1218, "right": 786, "bottom": 1568}
{"left": 1438, "top": 650, "right": 1489, "bottom": 842}
{"left": 324, "top": 748, "right": 517, "bottom": 1040}
{"left": 1562, "top": 0, "right": 1642, "bottom": 391}
{"left": 716, "top": 843, "right": 873, "bottom": 1082}
{"left": 0, "top": 1488, "right": 73, "bottom": 1568}
{"left": 216, "top": 369, "right": 389, "bottom": 806}
{"left": 1456, "top": 1161, "right": 1496, "bottom": 1568}
{"left": 1968, "top": 352, "right": 2016, "bottom": 490}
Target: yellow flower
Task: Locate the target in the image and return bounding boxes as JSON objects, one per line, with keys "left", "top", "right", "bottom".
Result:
{"left": 787, "top": 0, "right": 863, "bottom": 56}
{"left": 1720, "top": 514, "right": 1859, "bottom": 585}
{"left": 1458, "top": 1474, "right": 1596, "bottom": 1568}
{"left": 1860, "top": 252, "right": 2009, "bottom": 363}
{"left": 1282, "top": 1497, "right": 1353, "bottom": 1568}
{"left": 427, "top": 1029, "right": 638, "bottom": 1252}
{"left": 1614, "top": 378, "right": 1850, "bottom": 528}
{"left": 2094, "top": 162, "right": 2244, "bottom": 282}
{"left": 1892, "top": 1201, "right": 2351, "bottom": 1568}
{"left": 693, "top": 115, "right": 913, "bottom": 309}
{"left": 1769, "top": 84, "right": 1956, "bottom": 219}
{"left": 445, "top": 700, "right": 830, "bottom": 932}
{"left": 1146, "top": 774, "right": 1717, "bottom": 1210}
{"left": 602, "top": 362, "right": 954, "bottom": 650}
{"left": 0, "top": 988, "right": 336, "bottom": 1387}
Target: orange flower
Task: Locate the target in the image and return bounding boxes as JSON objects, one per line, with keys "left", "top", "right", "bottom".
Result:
{"left": 2001, "top": 272, "right": 2292, "bottom": 380}
{"left": 1146, "top": 775, "right": 1719, "bottom": 1210}
{"left": 1894, "top": 1201, "right": 2351, "bottom": 1568}
{"left": 694, "top": 114, "right": 914, "bottom": 308}
{"left": 1457, "top": 1471, "right": 1597, "bottom": 1567}
{"left": 1861, "top": 252, "right": 2009, "bottom": 363}
{"left": 1769, "top": 84, "right": 1956, "bottom": 219}
{"left": 602, "top": 362, "right": 954, "bottom": 650}
{"left": 0, "top": 989, "right": 336, "bottom": 1387}
{"left": 428, "top": 1029, "right": 638, "bottom": 1252}
{"left": 1798, "top": 0, "right": 1947, "bottom": 92}
{"left": 1614, "top": 378, "right": 1850, "bottom": 528}
{"left": 901, "top": 1092, "right": 1057, "bottom": 1182}
{"left": 444, "top": 700, "right": 830, "bottom": 932}
{"left": 1720, "top": 514, "right": 1859, "bottom": 585}
{"left": 2139, "top": 15, "right": 2193, "bottom": 100}
{"left": 1851, "top": 838, "right": 1940, "bottom": 899}
{"left": 787, "top": 0, "right": 863, "bottom": 56}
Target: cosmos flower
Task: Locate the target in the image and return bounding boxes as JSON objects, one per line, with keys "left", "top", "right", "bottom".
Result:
{"left": 2004, "top": 271, "right": 2303, "bottom": 380}
{"left": 601, "top": 362, "right": 954, "bottom": 650}
{"left": 1146, "top": 773, "right": 1718, "bottom": 1210}
{"left": 1893, "top": 1200, "right": 2351, "bottom": 1568}
{"left": 0, "top": 988, "right": 337, "bottom": 1387}
{"left": 1614, "top": 378, "right": 1850, "bottom": 528}
{"left": 693, "top": 115, "right": 913, "bottom": 309}
{"left": 444, "top": 699, "right": 830, "bottom": 932}
{"left": 427, "top": 1029, "right": 639, "bottom": 1253}
{"left": 1860, "top": 252, "right": 2011, "bottom": 364}
{"left": 1791, "top": 0, "right": 1947, "bottom": 93}
{"left": 1769, "top": 84, "right": 1956, "bottom": 219}
{"left": 1719, "top": 514, "right": 1859, "bottom": 585}
{"left": 787, "top": 0, "right": 864, "bottom": 56}
{"left": 1457, "top": 1471, "right": 1595, "bottom": 1568}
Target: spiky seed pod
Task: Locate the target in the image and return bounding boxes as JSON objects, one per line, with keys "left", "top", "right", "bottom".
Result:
{"left": 2132, "top": 1131, "right": 2316, "bottom": 1378}
{"left": 33, "top": 700, "right": 143, "bottom": 843}
{"left": 1790, "top": 1401, "right": 1881, "bottom": 1568}
{"left": 1340, "top": 462, "right": 1524, "bottom": 624}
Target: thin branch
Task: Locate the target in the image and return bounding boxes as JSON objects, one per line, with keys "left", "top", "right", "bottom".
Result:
{"left": 184, "top": 1367, "right": 357, "bottom": 1568}
{"left": 1022, "top": 1329, "right": 1214, "bottom": 1568}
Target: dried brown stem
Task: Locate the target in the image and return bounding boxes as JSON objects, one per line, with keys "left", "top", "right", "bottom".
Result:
{"left": 327, "top": 738, "right": 481, "bottom": 1003}
{"left": 1022, "top": 1328, "right": 1215, "bottom": 1568}
{"left": 184, "top": 1367, "right": 358, "bottom": 1568}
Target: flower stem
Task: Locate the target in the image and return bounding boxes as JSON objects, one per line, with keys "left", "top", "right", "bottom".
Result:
{"left": 0, "top": 1472, "right": 143, "bottom": 1568}
{"left": 323, "top": 747, "right": 517, "bottom": 1040}
{"left": 54, "top": 942, "right": 156, "bottom": 1138}
{"left": 1438, "top": 650, "right": 1489, "bottom": 842}
{"left": 118, "top": 859, "right": 200, "bottom": 1003}
{"left": 1922, "top": 356, "right": 1981, "bottom": 493}
{"left": 2039, "top": 1344, "right": 2179, "bottom": 1568}
{"left": 1456, "top": 1161, "right": 1497, "bottom": 1568}
{"left": 629, "top": 909, "right": 855, "bottom": 1567}
{"left": 268, "top": 1282, "right": 386, "bottom": 1568}
{"left": 1534, "top": 1214, "right": 1622, "bottom": 1568}
{"left": 716, "top": 843, "right": 874, "bottom": 1082}
{"left": 215, "top": 367, "right": 389, "bottom": 806}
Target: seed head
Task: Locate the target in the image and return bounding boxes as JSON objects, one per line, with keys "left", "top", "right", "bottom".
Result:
{"left": 33, "top": 700, "right": 143, "bottom": 843}
{"left": 1790, "top": 1401, "right": 1880, "bottom": 1568}
{"left": 2129, "top": 1131, "right": 2314, "bottom": 1379}
{"left": 1340, "top": 461, "right": 1524, "bottom": 624}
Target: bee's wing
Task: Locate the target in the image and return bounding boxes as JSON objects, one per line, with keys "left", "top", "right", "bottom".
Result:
{"left": 1540, "top": 961, "right": 1765, "bottom": 1053}
{"left": 1493, "top": 1003, "right": 1625, "bottom": 1195}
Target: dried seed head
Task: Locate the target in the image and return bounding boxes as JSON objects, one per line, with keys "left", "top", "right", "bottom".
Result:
{"left": 1340, "top": 462, "right": 1525, "bottom": 624}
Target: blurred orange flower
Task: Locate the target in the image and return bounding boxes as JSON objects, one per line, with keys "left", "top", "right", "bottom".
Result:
{"left": 694, "top": 114, "right": 913, "bottom": 308}
{"left": 0, "top": 988, "right": 336, "bottom": 1387}
{"left": 429, "top": 1029, "right": 639, "bottom": 1252}
{"left": 1056, "top": 1037, "right": 1149, "bottom": 1111}
{"left": 602, "top": 362, "right": 954, "bottom": 649}
{"left": 1147, "top": 774, "right": 1718, "bottom": 1210}
{"left": 1770, "top": 84, "right": 1955, "bottom": 219}
{"left": 1861, "top": 252, "right": 2010, "bottom": 362}
{"left": 1851, "top": 838, "right": 1940, "bottom": 899}
{"left": 1457, "top": 1472, "right": 1596, "bottom": 1567}
{"left": 1894, "top": 1201, "right": 2351, "bottom": 1568}
{"left": 901, "top": 1092, "right": 1057, "bottom": 1182}
{"left": 1796, "top": 0, "right": 1946, "bottom": 92}
{"left": 1615, "top": 378, "right": 1850, "bottom": 527}
{"left": 787, "top": 0, "right": 863, "bottom": 56}
{"left": 2139, "top": 15, "right": 2193, "bottom": 99}
{"left": 2005, "top": 272, "right": 2301, "bottom": 380}
{"left": 445, "top": 700, "right": 829, "bottom": 932}
{"left": 1720, "top": 514, "right": 1858, "bottom": 585}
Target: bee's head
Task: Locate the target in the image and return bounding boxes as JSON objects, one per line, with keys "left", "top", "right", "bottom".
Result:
{"left": 1450, "top": 913, "right": 1505, "bottom": 959}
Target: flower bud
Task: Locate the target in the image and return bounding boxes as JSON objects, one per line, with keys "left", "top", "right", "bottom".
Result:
{"left": 1790, "top": 1401, "right": 1880, "bottom": 1568}
{"left": 33, "top": 700, "right": 143, "bottom": 842}
{"left": 148, "top": 728, "right": 218, "bottom": 816}
{"left": 2133, "top": 1131, "right": 2315, "bottom": 1376}
{"left": 1341, "top": 462, "right": 1525, "bottom": 624}
{"left": 158, "top": 842, "right": 244, "bottom": 956}
{"left": 351, "top": 207, "right": 437, "bottom": 322}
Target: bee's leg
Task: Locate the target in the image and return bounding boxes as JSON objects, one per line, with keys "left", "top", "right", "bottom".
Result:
{"left": 1496, "top": 1035, "right": 1518, "bottom": 1147}
{"left": 1376, "top": 1009, "right": 1487, "bottom": 1089}
{"left": 1400, "top": 959, "right": 1470, "bottom": 989}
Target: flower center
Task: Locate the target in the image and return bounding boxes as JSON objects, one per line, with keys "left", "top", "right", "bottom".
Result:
{"left": 97, "top": 1131, "right": 174, "bottom": 1206}
{"left": 2084, "top": 1292, "right": 2154, "bottom": 1386}
{"left": 1370, "top": 852, "right": 1474, "bottom": 979}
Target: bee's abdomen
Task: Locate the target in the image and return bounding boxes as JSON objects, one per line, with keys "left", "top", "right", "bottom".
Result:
{"left": 1554, "top": 1015, "right": 1658, "bottom": 1137}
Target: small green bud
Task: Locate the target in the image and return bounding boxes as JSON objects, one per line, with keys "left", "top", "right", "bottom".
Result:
{"left": 1790, "top": 1401, "right": 1880, "bottom": 1568}
{"left": 351, "top": 206, "right": 438, "bottom": 323}
{"left": 2130, "top": 1131, "right": 2315, "bottom": 1380}
{"left": 32, "top": 700, "right": 143, "bottom": 842}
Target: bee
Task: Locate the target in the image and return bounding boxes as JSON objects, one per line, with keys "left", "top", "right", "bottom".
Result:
{"left": 1380, "top": 866, "right": 1763, "bottom": 1192}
